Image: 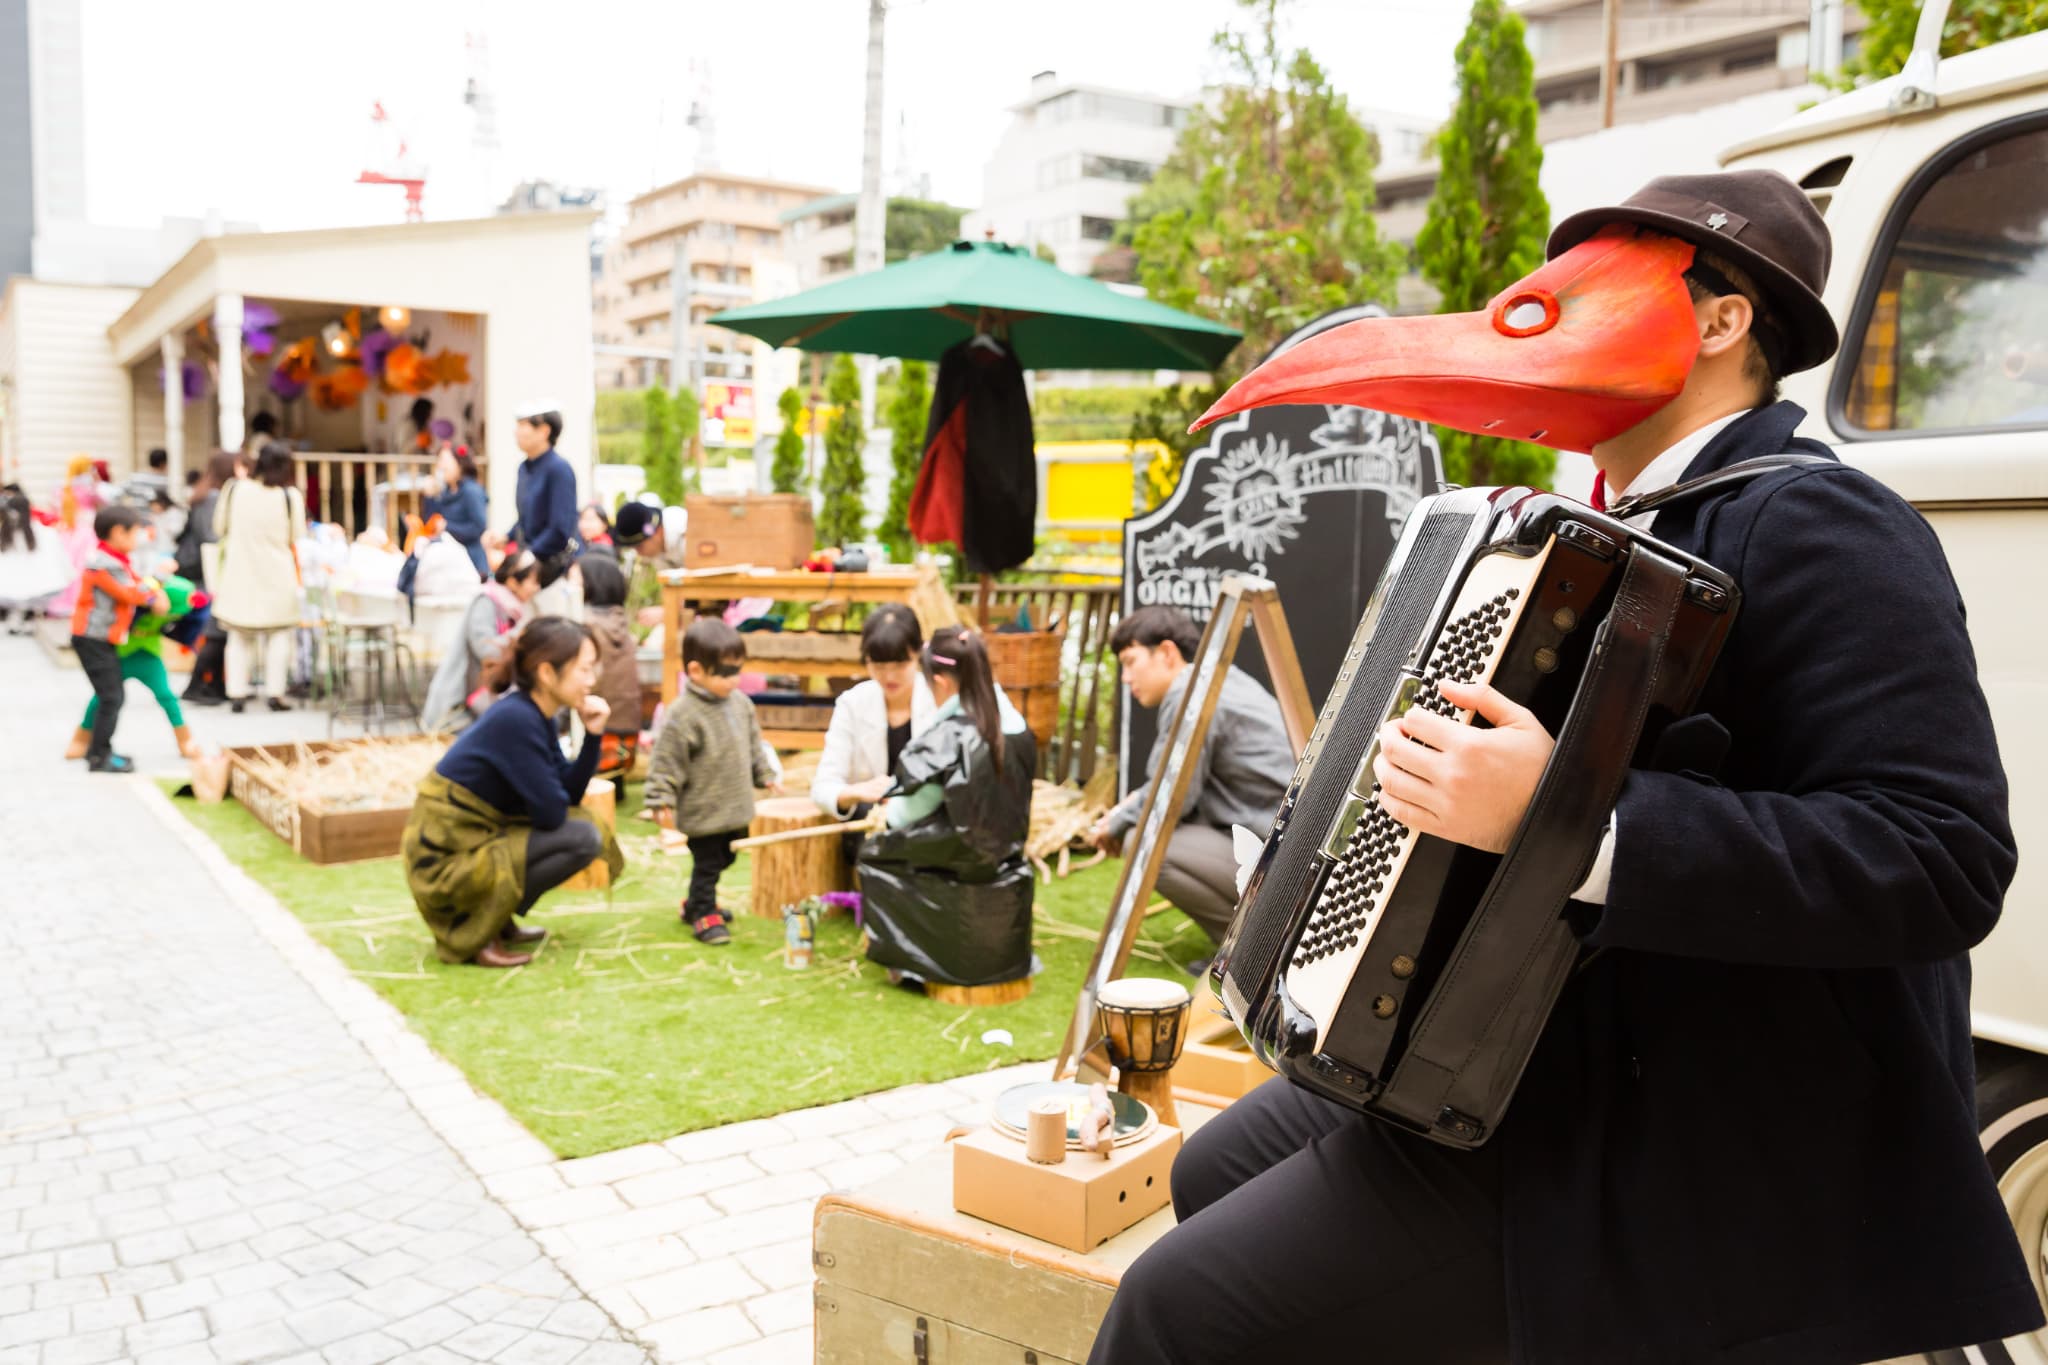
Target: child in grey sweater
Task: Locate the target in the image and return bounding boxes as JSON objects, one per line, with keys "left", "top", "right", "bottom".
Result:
{"left": 646, "top": 618, "right": 778, "bottom": 943}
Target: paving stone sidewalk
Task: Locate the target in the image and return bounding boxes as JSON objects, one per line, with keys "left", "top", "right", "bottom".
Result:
{"left": 2, "top": 635, "right": 1049, "bottom": 1363}
{"left": 1, "top": 637, "right": 650, "bottom": 1364}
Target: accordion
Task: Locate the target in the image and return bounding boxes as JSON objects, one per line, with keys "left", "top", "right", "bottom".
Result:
{"left": 1212, "top": 482, "right": 1744, "bottom": 1147}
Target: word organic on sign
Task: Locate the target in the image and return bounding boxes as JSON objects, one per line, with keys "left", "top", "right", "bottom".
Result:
{"left": 1119, "top": 307, "right": 1445, "bottom": 796}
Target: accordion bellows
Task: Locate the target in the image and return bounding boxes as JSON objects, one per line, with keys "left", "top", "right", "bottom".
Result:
{"left": 1214, "top": 484, "right": 1740, "bottom": 1147}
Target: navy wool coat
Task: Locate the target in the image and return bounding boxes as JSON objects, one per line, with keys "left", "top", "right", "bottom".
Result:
{"left": 1499, "top": 402, "right": 2039, "bottom": 1364}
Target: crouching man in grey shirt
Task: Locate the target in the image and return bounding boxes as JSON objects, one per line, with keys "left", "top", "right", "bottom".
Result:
{"left": 1089, "top": 606, "right": 1294, "bottom": 963}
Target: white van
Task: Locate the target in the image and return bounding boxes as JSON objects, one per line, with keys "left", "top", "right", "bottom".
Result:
{"left": 1720, "top": 17, "right": 2048, "bottom": 1359}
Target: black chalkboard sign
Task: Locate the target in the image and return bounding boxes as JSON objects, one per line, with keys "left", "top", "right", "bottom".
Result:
{"left": 1119, "top": 306, "right": 1446, "bottom": 800}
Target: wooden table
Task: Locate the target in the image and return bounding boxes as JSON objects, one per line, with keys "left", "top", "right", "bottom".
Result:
{"left": 813, "top": 1105, "right": 1216, "bottom": 1364}
{"left": 656, "top": 568, "right": 933, "bottom": 748}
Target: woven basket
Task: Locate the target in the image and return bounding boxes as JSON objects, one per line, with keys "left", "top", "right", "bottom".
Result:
{"left": 984, "top": 629, "right": 1064, "bottom": 747}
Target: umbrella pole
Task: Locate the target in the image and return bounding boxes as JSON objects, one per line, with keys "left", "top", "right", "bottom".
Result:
{"left": 978, "top": 573, "right": 993, "bottom": 630}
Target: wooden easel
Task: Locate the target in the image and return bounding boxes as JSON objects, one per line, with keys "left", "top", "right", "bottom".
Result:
{"left": 1053, "top": 574, "right": 1316, "bottom": 1082}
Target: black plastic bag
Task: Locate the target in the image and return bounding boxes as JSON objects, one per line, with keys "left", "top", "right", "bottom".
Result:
{"left": 857, "top": 714, "right": 1036, "bottom": 987}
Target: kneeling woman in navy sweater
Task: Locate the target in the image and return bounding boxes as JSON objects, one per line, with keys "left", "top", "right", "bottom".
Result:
{"left": 403, "top": 617, "right": 624, "bottom": 968}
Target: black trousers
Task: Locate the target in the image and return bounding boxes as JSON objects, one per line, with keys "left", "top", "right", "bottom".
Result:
{"left": 1088, "top": 1080, "right": 1510, "bottom": 1365}
{"left": 72, "top": 637, "right": 125, "bottom": 763}
{"left": 683, "top": 828, "right": 742, "bottom": 922}
{"left": 517, "top": 820, "right": 604, "bottom": 916}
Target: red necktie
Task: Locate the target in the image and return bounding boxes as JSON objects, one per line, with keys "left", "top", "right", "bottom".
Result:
{"left": 1589, "top": 470, "right": 1608, "bottom": 512}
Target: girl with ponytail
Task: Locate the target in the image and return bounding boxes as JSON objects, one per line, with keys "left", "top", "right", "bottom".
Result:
{"left": 856, "top": 625, "right": 1036, "bottom": 991}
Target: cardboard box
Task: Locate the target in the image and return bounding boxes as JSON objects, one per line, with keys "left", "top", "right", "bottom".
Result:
{"left": 1172, "top": 981, "right": 1278, "bottom": 1106}
{"left": 951, "top": 1123, "right": 1180, "bottom": 1253}
{"left": 1175, "top": 1036, "right": 1279, "bottom": 1106}
{"left": 683, "top": 493, "right": 814, "bottom": 569}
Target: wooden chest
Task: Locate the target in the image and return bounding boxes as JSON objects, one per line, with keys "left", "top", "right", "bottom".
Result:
{"left": 684, "top": 493, "right": 815, "bottom": 569}
{"left": 813, "top": 1108, "right": 1215, "bottom": 1363}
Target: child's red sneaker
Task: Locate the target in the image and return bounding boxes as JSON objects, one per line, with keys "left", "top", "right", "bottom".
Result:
{"left": 688, "top": 910, "right": 731, "bottom": 946}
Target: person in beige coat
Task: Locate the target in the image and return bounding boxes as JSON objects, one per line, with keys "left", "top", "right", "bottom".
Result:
{"left": 211, "top": 443, "right": 305, "bottom": 712}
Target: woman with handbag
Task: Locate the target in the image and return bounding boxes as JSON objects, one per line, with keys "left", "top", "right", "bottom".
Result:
{"left": 211, "top": 443, "right": 305, "bottom": 713}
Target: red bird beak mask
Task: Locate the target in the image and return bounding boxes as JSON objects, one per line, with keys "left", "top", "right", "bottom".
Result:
{"left": 1193, "top": 226, "right": 1702, "bottom": 455}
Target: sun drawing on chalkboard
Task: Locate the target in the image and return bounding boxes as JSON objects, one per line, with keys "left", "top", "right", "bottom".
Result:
{"left": 1204, "top": 435, "right": 1306, "bottom": 561}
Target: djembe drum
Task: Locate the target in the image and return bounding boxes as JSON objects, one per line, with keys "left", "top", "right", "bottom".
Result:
{"left": 1095, "top": 977, "right": 1193, "bottom": 1128}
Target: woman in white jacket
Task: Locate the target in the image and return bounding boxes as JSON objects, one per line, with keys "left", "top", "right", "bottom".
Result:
{"left": 812, "top": 605, "right": 937, "bottom": 821}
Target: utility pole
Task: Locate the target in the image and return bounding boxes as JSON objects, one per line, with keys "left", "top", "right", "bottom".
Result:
{"left": 1600, "top": 0, "right": 1621, "bottom": 130}
{"left": 855, "top": 0, "right": 887, "bottom": 432}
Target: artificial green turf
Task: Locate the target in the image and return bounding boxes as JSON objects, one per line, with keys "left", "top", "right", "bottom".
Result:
{"left": 165, "top": 786, "right": 1210, "bottom": 1158}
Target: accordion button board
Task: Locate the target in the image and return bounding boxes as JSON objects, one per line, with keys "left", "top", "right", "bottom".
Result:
{"left": 1285, "top": 545, "right": 1552, "bottom": 1053}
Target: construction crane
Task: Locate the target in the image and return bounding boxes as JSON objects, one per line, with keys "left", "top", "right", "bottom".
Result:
{"left": 357, "top": 101, "right": 427, "bottom": 222}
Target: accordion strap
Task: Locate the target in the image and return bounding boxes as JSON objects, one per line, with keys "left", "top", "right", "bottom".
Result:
{"left": 1381, "top": 544, "right": 1693, "bottom": 1140}
{"left": 1605, "top": 452, "right": 1834, "bottom": 523}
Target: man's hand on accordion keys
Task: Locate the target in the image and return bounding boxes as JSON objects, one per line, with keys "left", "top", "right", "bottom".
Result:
{"left": 1371, "top": 679, "right": 1556, "bottom": 855}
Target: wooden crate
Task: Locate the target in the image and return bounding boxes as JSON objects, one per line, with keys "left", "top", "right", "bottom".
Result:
{"left": 755, "top": 694, "right": 836, "bottom": 732}
{"left": 744, "top": 631, "right": 863, "bottom": 663}
{"left": 225, "top": 740, "right": 418, "bottom": 865}
{"left": 684, "top": 493, "right": 815, "bottom": 569}
{"left": 813, "top": 1108, "right": 1217, "bottom": 1364}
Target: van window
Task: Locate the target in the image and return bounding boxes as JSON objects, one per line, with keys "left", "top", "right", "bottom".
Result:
{"left": 1840, "top": 121, "right": 2048, "bottom": 435}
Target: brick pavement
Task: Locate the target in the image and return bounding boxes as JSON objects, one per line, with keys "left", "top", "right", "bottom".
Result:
{"left": 2, "top": 634, "right": 1052, "bottom": 1363}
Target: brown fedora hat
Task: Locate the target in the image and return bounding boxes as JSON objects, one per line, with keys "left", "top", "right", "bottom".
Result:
{"left": 1547, "top": 169, "right": 1838, "bottom": 376}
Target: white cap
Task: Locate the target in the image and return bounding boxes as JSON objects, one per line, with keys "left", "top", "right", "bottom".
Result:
{"left": 513, "top": 398, "right": 563, "bottom": 419}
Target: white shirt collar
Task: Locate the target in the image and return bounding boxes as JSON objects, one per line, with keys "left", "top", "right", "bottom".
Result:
{"left": 1611, "top": 411, "right": 1745, "bottom": 530}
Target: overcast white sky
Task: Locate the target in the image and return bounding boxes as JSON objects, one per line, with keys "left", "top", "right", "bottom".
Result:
{"left": 79, "top": 0, "right": 1469, "bottom": 233}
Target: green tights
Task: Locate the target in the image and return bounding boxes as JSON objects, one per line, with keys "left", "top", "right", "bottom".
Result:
{"left": 81, "top": 650, "right": 184, "bottom": 730}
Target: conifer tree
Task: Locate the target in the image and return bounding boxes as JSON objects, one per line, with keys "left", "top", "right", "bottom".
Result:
{"left": 1416, "top": 0, "right": 1553, "bottom": 488}
{"left": 816, "top": 355, "right": 867, "bottom": 547}
{"left": 771, "top": 387, "right": 807, "bottom": 494}
{"left": 641, "top": 385, "right": 683, "bottom": 505}
{"left": 879, "top": 360, "right": 930, "bottom": 557}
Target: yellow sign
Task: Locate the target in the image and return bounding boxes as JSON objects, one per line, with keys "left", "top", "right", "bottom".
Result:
{"left": 702, "top": 381, "right": 756, "bottom": 446}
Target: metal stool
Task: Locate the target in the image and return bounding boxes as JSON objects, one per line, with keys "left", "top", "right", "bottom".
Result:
{"left": 326, "top": 619, "right": 422, "bottom": 735}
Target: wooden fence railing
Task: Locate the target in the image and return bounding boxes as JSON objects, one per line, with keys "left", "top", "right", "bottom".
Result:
{"left": 290, "top": 453, "right": 487, "bottom": 542}
{"left": 958, "top": 581, "right": 1124, "bottom": 785}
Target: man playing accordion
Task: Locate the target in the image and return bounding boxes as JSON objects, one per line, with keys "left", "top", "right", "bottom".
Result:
{"left": 1089, "top": 171, "right": 2040, "bottom": 1364}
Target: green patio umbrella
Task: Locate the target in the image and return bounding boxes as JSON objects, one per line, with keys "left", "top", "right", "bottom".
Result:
{"left": 708, "top": 239, "right": 1241, "bottom": 371}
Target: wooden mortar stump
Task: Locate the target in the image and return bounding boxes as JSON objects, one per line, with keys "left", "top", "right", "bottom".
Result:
{"left": 747, "top": 795, "right": 850, "bottom": 918}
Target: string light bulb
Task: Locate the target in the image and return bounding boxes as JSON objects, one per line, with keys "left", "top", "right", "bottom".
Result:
{"left": 321, "top": 322, "right": 351, "bottom": 358}
{"left": 379, "top": 305, "right": 411, "bottom": 331}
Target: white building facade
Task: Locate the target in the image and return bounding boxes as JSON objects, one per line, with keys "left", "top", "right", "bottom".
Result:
{"left": 961, "top": 72, "right": 1192, "bottom": 277}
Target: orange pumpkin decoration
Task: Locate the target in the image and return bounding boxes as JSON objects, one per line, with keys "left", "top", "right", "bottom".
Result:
{"left": 426, "top": 349, "right": 471, "bottom": 387}
{"left": 383, "top": 343, "right": 433, "bottom": 394}
{"left": 312, "top": 366, "right": 370, "bottom": 411}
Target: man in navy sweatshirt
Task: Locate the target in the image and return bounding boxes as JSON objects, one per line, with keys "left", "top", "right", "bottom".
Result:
{"left": 501, "top": 399, "right": 582, "bottom": 617}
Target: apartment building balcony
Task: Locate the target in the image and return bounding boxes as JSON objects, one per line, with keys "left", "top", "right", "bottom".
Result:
{"left": 621, "top": 198, "right": 790, "bottom": 249}
{"left": 619, "top": 238, "right": 769, "bottom": 287}
{"left": 1528, "top": 0, "right": 1810, "bottom": 79}
{"left": 1536, "top": 60, "right": 1811, "bottom": 141}
{"left": 620, "top": 290, "right": 674, "bottom": 327}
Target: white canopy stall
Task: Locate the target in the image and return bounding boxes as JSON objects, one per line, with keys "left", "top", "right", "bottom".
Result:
{"left": 105, "top": 211, "right": 598, "bottom": 535}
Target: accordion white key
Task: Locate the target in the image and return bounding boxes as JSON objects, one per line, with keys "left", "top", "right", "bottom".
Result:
{"left": 1212, "top": 482, "right": 1743, "bottom": 1147}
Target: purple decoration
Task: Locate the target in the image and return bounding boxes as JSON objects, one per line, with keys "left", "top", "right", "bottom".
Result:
{"left": 161, "top": 361, "right": 209, "bottom": 403}
{"left": 359, "top": 328, "right": 397, "bottom": 380}
{"left": 268, "top": 369, "right": 307, "bottom": 402}
{"left": 244, "top": 328, "right": 277, "bottom": 357}
{"left": 819, "top": 890, "right": 863, "bottom": 928}
{"left": 241, "top": 301, "right": 280, "bottom": 331}
{"left": 430, "top": 418, "right": 455, "bottom": 440}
